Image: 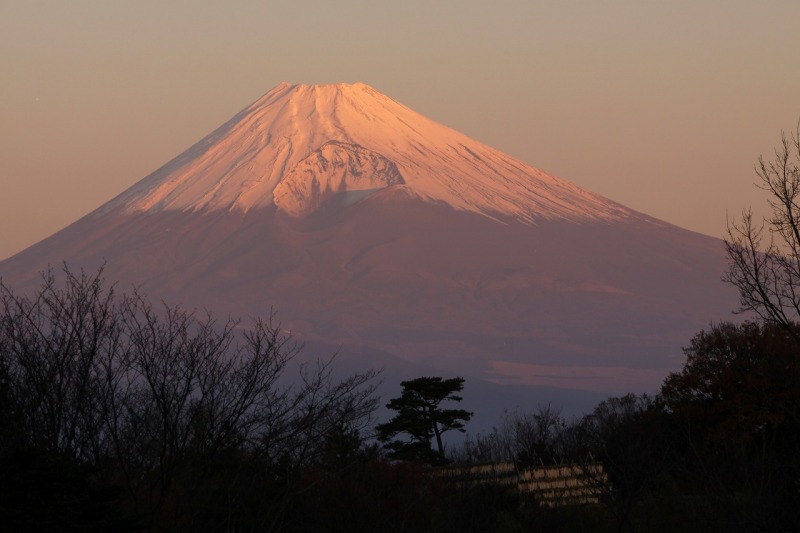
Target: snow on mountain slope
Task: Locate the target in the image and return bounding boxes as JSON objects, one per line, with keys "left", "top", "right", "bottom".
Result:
{"left": 103, "top": 82, "right": 632, "bottom": 223}
{"left": 273, "top": 141, "right": 405, "bottom": 217}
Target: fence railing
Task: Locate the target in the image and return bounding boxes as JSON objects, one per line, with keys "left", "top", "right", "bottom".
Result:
{"left": 437, "top": 461, "right": 608, "bottom": 507}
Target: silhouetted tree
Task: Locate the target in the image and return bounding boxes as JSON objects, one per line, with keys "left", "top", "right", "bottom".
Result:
{"left": 724, "top": 121, "right": 800, "bottom": 340}
{"left": 0, "top": 266, "right": 380, "bottom": 529}
{"left": 576, "top": 393, "right": 674, "bottom": 532}
{"left": 454, "top": 404, "right": 570, "bottom": 467}
{"left": 376, "top": 377, "right": 472, "bottom": 464}
{"left": 662, "top": 321, "right": 800, "bottom": 530}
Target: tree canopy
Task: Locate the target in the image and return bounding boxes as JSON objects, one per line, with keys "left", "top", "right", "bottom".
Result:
{"left": 663, "top": 321, "right": 800, "bottom": 444}
{"left": 376, "top": 376, "right": 472, "bottom": 464}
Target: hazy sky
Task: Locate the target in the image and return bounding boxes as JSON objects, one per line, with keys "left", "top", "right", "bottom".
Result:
{"left": 1, "top": 1, "right": 798, "bottom": 260}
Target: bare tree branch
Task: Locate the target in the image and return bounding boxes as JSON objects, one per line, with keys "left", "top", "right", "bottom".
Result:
{"left": 724, "top": 121, "right": 800, "bottom": 342}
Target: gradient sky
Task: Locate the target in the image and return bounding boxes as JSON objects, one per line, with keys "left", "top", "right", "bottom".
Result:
{"left": 1, "top": 1, "right": 799, "bottom": 260}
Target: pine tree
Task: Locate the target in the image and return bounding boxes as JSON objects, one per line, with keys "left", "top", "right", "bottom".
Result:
{"left": 376, "top": 377, "right": 472, "bottom": 464}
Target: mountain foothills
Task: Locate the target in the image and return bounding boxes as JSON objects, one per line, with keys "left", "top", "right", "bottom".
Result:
{"left": 0, "top": 82, "right": 737, "bottom": 399}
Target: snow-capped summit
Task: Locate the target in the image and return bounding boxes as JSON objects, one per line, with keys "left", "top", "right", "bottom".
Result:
{"left": 105, "top": 82, "right": 630, "bottom": 223}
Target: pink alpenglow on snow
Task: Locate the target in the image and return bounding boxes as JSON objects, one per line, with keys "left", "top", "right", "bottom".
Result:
{"left": 108, "top": 83, "right": 630, "bottom": 223}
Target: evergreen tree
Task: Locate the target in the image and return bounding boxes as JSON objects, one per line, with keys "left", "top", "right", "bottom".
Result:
{"left": 376, "top": 377, "right": 472, "bottom": 464}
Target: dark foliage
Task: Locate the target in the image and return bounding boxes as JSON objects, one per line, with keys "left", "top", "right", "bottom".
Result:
{"left": 455, "top": 404, "right": 570, "bottom": 467}
{"left": 662, "top": 321, "right": 800, "bottom": 531}
{"left": 376, "top": 376, "right": 472, "bottom": 464}
{"left": 0, "top": 266, "right": 379, "bottom": 530}
{"left": 289, "top": 458, "right": 527, "bottom": 532}
{"left": 0, "top": 447, "right": 137, "bottom": 531}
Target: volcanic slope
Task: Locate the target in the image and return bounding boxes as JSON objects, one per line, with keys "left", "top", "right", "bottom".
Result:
{"left": 0, "top": 82, "right": 737, "bottom": 395}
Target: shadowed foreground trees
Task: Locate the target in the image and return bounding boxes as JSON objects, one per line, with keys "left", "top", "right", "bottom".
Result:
{"left": 0, "top": 269, "right": 583, "bottom": 531}
{"left": 568, "top": 322, "right": 800, "bottom": 531}
{"left": 455, "top": 404, "right": 570, "bottom": 467}
{"left": 0, "top": 267, "right": 379, "bottom": 530}
{"left": 661, "top": 321, "right": 800, "bottom": 530}
{"left": 4, "top": 270, "right": 800, "bottom": 530}
{"left": 447, "top": 321, "right": 800, "bottom": 531}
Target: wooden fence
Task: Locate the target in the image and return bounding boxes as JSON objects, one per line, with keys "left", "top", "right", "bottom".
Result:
{"left": 437, "top": 461, "right": 608, "bottom": 507}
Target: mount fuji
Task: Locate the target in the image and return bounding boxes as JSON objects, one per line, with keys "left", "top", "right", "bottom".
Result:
{"left": 0, "top": 82, "right": 736, "bottom": 411}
